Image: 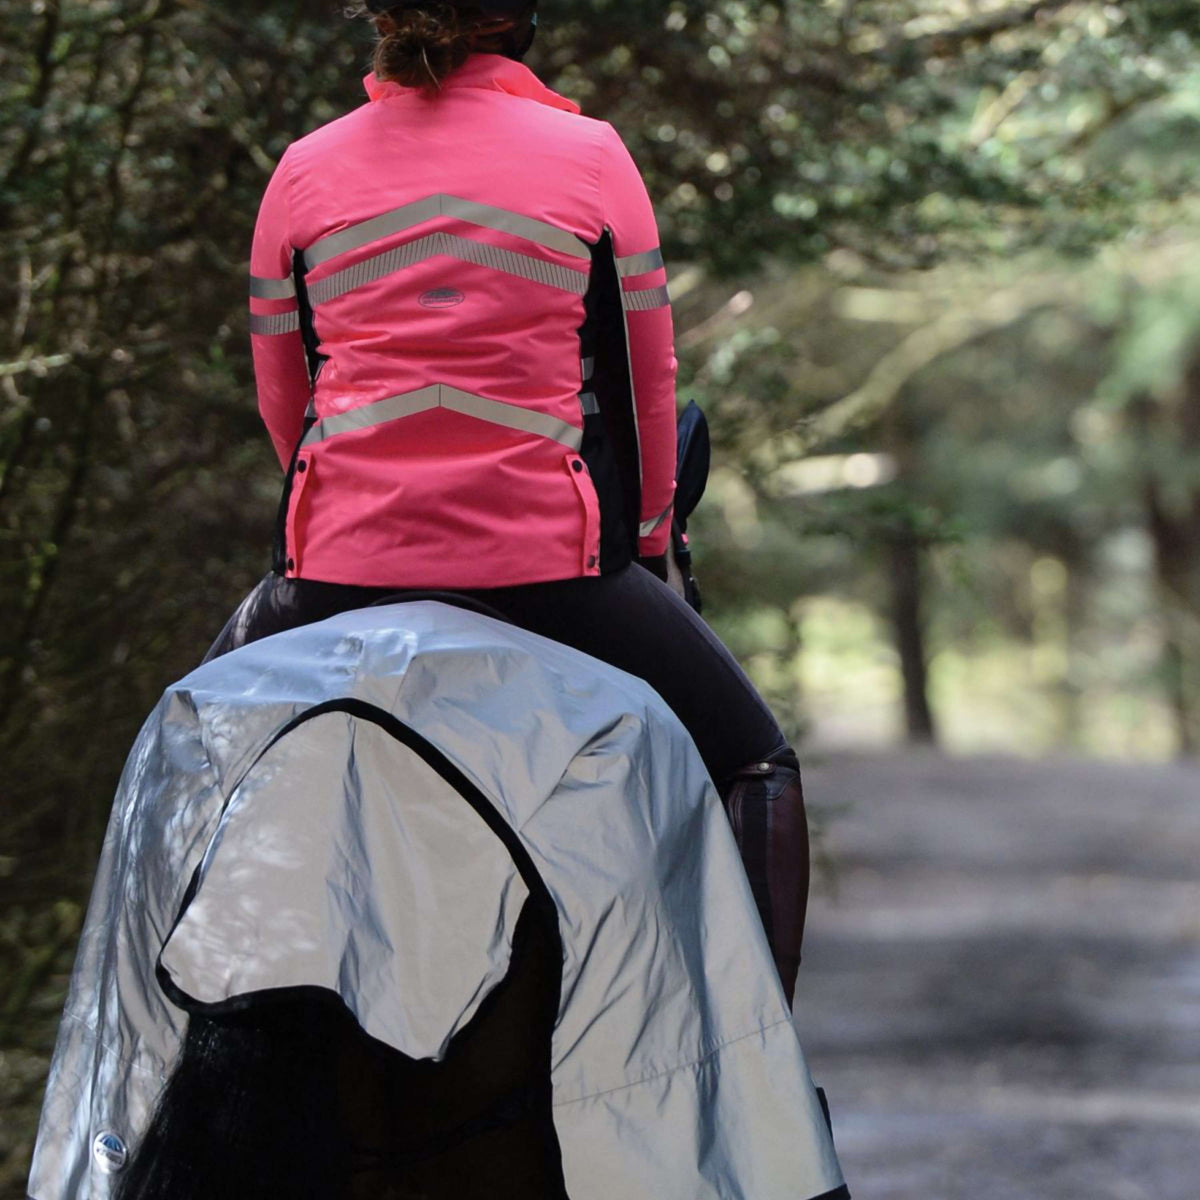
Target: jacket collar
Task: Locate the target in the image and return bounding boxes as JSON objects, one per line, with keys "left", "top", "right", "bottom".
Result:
{"left": 364, "top": 54, "right": 581, "bottom": 114}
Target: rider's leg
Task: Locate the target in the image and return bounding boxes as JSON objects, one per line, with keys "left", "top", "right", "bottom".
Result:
{"left": 719, "top": 748, "right": 809, "bottom": 1008}
{"left": 463, "top": 564, "right": 785, "bottom": 781}
{"left": 464, "top": 564, "right": 811, "bottom": 1005}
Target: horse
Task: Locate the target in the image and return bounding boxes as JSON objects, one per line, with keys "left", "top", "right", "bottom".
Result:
{"left": 30, "top": 599, "right": 847, "bottom": 1200}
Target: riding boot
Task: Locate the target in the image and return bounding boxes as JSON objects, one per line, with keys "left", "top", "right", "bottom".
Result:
{"left": 719, "top": 749, "right": 810, "bottom": 1008}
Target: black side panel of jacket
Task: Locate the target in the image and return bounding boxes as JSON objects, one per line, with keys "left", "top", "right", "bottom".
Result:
{"left": 578, "top": 230, "right": 638, "bottom": 575}
{"left": 272, "top": 250, "right": 325, "bottom": 574}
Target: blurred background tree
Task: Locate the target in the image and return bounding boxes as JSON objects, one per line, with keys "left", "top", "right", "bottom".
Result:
{"left": 2, "top": 1, "right": 1200, "bottom": 1190}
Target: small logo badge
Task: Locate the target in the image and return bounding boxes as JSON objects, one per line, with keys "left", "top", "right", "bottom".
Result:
{"left": 419, "top": 287, "right": 466, "bottom": 309}
{"left": 93, "top": 1130, "right": 128, "bottom": 1174}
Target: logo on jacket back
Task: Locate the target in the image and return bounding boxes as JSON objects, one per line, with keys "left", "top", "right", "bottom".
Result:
{"left": 419, "top": 288, "right": 466, "bottom": 309}
{"left": 92, "top": 1130, "right": 128, "bottom": 1174}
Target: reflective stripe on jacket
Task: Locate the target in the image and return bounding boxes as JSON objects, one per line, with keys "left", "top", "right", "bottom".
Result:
{"left": 249, "top": 55, "right": 678, "bottom": 588}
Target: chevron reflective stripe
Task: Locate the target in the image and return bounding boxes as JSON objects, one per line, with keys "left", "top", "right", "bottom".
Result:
{"left": 301, "top": 384, "right": 583, "bottom": 451}
{"left": 303, "top": 194, "right": 589, "bottom": 270}
{"left": 302, "top": 389, "right": 436, "bottom": 445}
{"left": 579, "top": 391, "right": 599, "bottom": 416}
{"left": 615, "top": 248, "right": 664, "bottom": 278}
{"left": 307, "top": 231, "right": 588, "bottom": 306}
{"left": 639, "top": 502, "right": 673, "bottom": 538}
{"left": 249, "top": 311, "right": 301, "bottom": 336}
{"left": 581, "top": 356, "right": 595, "bottom": 381}
{"left": 249, "top": 274, "right": 297, "bottom": 300}
{"left": 622, "top": 285, "right": 672, "bottom": 312}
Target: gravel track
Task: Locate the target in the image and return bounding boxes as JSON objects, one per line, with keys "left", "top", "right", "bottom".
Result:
{"left": 797, "top": 752, "right": 1200, "bottom": 1200}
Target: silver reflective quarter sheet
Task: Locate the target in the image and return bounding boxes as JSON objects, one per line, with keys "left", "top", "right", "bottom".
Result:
{"left": 29, "top": 602, "right": 846, "bottom": 1200}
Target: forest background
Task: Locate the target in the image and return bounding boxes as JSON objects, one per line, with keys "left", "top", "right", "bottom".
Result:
{"left": 3, "top": 0, "right": 1200, "bottom": 1191}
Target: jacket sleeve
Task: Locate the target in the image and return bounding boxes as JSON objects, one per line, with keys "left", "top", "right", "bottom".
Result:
{"left": 248, "top": 150, "right": 311, "bottom": 470}
{"left": 597, "top": 124, "right": 678, "bottom": 559}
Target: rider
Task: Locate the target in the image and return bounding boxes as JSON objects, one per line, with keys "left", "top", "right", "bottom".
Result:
{"left": 222, "top": 0, "right": 809, "bottom": 1003}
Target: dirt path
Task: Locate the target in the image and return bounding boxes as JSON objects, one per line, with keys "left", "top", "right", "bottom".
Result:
{"left": 797, "top": 752, "right": 1200, "bottom": 1200}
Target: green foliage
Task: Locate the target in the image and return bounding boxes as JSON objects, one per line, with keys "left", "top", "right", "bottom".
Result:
{"left": 0, "top": 0, "right": 1196, "bottom": 862}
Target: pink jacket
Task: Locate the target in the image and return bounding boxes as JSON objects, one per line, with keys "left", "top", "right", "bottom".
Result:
{"left": 249, "top": 55, "right": 677, "bottom": 588}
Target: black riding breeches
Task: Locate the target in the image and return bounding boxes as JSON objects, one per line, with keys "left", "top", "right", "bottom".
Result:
{"left": 205, "top": 563, "right": 789, "bottom": 784}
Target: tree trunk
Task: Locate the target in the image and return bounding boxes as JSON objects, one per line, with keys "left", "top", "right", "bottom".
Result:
{"left": 881, "top": 388, "right": 939, "bottom": 748}
{"left": 1136, "top": 356, "right": 1200, "bottom": 757}
{"left": 1145, "top": 484, "right": 1200, "bottom": 758}
{"left": 887, "top": 528, "right": 938, "bottom": 746}
{"left": 1061, "top": 561, "right": 1086, "bottom": 748}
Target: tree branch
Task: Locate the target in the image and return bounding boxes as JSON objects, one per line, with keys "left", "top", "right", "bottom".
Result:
{"left": 0, "top": 0, "right": 62, "bottom": 207}
{"left": 799, "top": 280, "right": 1074, "bottom": 450}
{"left": 1031, "top": 85, "right": 1172, "bottom": 168}
{"left": 865, "top": 0, "right": 1075, "bottom": 63}
{"left": 0, "top": 353, "right": 73, "bottom": 379}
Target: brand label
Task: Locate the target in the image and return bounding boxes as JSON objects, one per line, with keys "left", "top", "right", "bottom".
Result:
{"left": 93, "top": 1130, "right": 128, "bottom": 1174}
{"left": 419, "top": 288, "right": 466, "bottom": 309}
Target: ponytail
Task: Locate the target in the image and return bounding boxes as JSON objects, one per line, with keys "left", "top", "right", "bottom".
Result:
{"left": 357, "top": 3, "right": 529, "bottom": 93}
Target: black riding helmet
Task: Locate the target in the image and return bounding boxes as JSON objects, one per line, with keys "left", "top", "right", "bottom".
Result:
{"left": 364, "top": 0, "right": 539, "bottom": 60}
{"left": 366, "top": 0, "right": 534, "bottom": 11}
